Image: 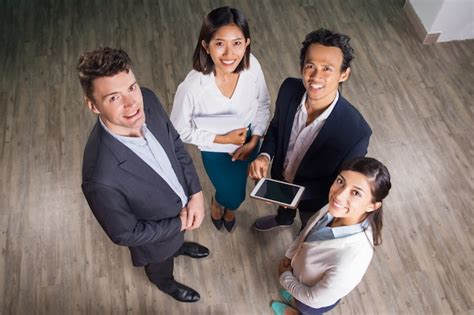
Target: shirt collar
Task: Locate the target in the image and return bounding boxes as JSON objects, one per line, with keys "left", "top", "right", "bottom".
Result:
{"left": 326, "top": 212, "right": 369, "bottom": 239}
{"left": 298, "top": 90, "right": 339, "bottom": 124}
{"left": 99, "top": 117, "right": 147, "bottom": 145}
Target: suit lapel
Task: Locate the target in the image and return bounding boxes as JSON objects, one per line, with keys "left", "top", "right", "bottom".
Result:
{"left": 99, "top": 119, "right": 172, "bottom": 188}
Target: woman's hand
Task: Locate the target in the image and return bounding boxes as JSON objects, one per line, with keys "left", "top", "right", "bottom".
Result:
{"left": 231, "top": 143, "right": 254, "bottom": 161}
{"left": 214, "top": 127, "right": 248, "bottom": 145}
{"left": 278, "top": 257, "right": 292, "bottom": 275}
{"left": 230, "top": 135, "right": 260, "bottom": 161}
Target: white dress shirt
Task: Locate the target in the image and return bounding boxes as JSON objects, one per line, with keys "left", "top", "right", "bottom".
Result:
{"left": 170, "top": 54, "right": 270, "bottom": 152}
{"left": 282, "top": 91, "right": 339, "bottom": 182}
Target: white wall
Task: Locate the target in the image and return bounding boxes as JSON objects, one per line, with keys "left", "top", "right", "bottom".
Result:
{"left": 432, "top": 0, "right": 474, "bottom": 41}
{"left": 410, "top": 0, "right": 445, "bottom": 30}
{"left": 409, "top": 0, "right": 474, "bottom": 42}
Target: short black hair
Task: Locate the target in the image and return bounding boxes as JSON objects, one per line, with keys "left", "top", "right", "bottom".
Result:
{"left": 76, "top": 47, "right": 132, "bottom": 100}
{"left": 193, "top": 6, "right": 251, "bottom": 74}
{"left": 300, "top": 28, "right": 354, "bottom": 71}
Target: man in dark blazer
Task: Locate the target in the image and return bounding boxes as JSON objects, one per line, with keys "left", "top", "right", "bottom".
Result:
{"left": 78, "top": 47, "right": 208, "bottom": 303}
{"left": 249, "top": 29, "right": 372, "bottom": 230}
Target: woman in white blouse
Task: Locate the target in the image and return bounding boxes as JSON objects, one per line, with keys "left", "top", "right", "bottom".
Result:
{"left": 170, "top": 6, "right": 270, "bottom": 232}
{"left": 271, "top": 157, "right": 391, "bottom": 314}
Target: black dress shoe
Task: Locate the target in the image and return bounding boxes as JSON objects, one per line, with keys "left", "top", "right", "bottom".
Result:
{"left": 167, "top": 281, "right": 200, "bottom": 303}
{"left": 211, "top": 216, "right": 223, "bottom": 230}
{"left": 180, "top": 242, "right": 209, "bottom": 258}
{"left": 211, "top": 198, "right": 223, "bottom": 231}
{"left": 223, "top": 209, "right": 236, "bottom": 232}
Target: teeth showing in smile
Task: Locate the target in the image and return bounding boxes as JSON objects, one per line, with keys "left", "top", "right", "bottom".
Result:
{"left": 310, "top": 83, "right": 323, "bottom": 89}
{"left": 333, "top": 200, "right": 346, "bottom": 209}
{"left": 222, "top": 60, "right": 235, "bottom": 65}
{"left": 124, "top": 110, "right": 138, "bottom": 119}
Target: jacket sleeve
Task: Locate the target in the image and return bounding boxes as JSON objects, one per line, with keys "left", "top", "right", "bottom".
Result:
{"left": 341, "top": 132, "right": 370, "bottom": 162}
{"left": 148, "top": 88, "right": 202, "bottom": 196}
{"left": 82, "top": 182, "right": 182, "bottom": 247}
{"left": 280, "top": 250, "right": 372, "bottom": 308}
{"left": 301, "top": 132, "right": 371, "bottom": 200}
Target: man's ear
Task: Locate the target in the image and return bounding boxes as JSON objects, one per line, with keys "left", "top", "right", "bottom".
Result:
{"left": 85, "top": 96, "right": 100, "bottom": 115}
{"left": 339, "top": 67, "right": 351, "bottom": 83}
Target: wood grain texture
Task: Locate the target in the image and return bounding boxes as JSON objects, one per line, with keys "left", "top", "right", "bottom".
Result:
{"left": 1, "top": 0, "right": 473, "bottom": 314}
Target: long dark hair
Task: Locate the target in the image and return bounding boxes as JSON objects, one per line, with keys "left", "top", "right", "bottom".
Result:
{"left": 192, "top": 6, "right": 251, "bottom": 74}
{"left": 340, "top": 157, "right": 391, "bottom": 246}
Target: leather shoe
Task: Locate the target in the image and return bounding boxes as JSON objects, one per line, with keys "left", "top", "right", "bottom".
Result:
{"left": 179, "top": 242, "right": 209, "bottom": 258}
{"left": 167, "top": 281, "right": 200, "bottom": 303}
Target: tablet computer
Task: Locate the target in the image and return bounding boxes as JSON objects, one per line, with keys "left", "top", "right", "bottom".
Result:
{"left": 250, "top": 178, "right": 305, "bottom": 209}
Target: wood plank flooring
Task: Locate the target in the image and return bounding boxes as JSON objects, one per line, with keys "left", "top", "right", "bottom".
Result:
{"left": 1, "top": 0, "right": 473, "bottom": 314}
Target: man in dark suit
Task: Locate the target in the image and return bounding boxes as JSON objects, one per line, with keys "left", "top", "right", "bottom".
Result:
{"left": 249, "top": 29, "right": 372, "bottom": 230}
{"left": 77, "top": 47, "right": 208, "bottom": 303}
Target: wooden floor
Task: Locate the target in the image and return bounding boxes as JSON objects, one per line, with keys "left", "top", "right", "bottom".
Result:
{"left": 1, "top": 0, "right": 473, "bottom": 314}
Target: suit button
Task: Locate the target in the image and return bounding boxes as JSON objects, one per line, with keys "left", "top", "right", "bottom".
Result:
{"left": 176, "top": 199, "right": 180, "bottom": 204}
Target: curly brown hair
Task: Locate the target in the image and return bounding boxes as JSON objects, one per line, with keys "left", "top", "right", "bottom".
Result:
{"left": 76, "top": 47, "right": 132, "bottom": 101}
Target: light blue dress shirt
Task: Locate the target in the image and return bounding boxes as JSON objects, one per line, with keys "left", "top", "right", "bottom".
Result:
{"left": 305, "top": 212, "right": 369, "bottom": 242}
{"left": 100, "top": 119, "right": 188, "bottom": 206}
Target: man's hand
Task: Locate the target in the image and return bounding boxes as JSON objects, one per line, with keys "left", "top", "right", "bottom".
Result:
{"left": 185, "top": 191, "right": 205, "bottom": 230}
{"left": 248, "top": 154, "right": 270, "bottom": 180}
{"left": 179, "top": 207, "right": 188, "bottom": 231}
{"left": 278, "top": 256, "right": 292, "bottom": 275}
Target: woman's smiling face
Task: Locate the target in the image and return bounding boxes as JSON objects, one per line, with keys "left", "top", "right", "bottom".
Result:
{"left": 203, "top": 23, "right": 250, "bottom": 76}
{"left": 328, "top": 170, "right": 381, "bottom": 225}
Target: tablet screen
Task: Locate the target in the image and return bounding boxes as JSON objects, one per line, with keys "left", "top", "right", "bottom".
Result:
{"left": 254, "top": 179, "right": 301, "bottom": 204}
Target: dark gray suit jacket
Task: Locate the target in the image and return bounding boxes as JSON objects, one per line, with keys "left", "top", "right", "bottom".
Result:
{"left": 82, "top": 88, "right": 201, "bottom": 267}
{"left": 261, "top": 78, "right": 372, "bottom": 211}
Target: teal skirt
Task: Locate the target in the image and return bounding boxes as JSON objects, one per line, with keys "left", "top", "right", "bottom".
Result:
{"left": 201, "top": 133, "right": 259, "bottom": 211}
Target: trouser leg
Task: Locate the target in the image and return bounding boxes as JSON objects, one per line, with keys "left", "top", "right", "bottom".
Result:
{"left": 275, "top": 206, "right": 297, "bottom": 225}
{"left": 144, "top": 255, "right": 175, "bottom": 293}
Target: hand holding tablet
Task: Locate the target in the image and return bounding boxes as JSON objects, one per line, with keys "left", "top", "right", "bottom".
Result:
{"left": 250, "top": 178, "right": 305, "bottom": 209}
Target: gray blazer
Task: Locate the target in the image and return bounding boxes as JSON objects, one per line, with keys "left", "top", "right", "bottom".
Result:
{"left": 82, "top": 88, "right": 201, "bottom": 266}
